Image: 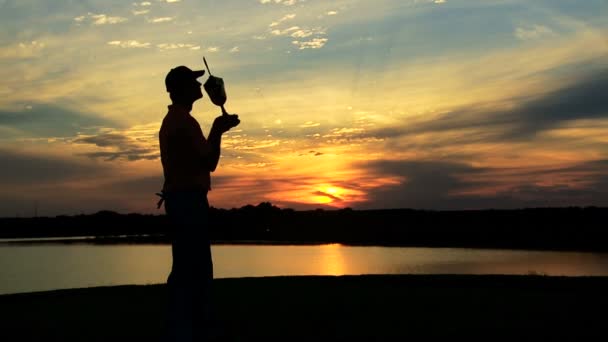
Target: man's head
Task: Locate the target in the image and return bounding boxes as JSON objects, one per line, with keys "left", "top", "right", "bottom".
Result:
{"left": 165, "top": 66, "right": 205, "bottom": 104}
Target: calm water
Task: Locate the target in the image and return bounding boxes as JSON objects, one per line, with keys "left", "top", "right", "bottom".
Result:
{"left": 1, "top": 243, "right": 608, "bottom": 295}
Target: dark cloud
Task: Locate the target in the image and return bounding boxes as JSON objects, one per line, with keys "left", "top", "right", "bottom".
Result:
{"left": 80, "top": 150, "right": 159, "bottom": 161}
{"left": 355, "top": 159, "right": 608, "bottom": 210}
{"left": 107, "top": 175, "right": 164, "bottom": 194}
{"left": 498, "top": 69, "right": 608, "bottom": 140}
{"left": 0, "top": 149, "right": 102, "bottom": 185}
{"left": 0, "top": 163, "right": 164, "bottom": 217}
{"left": 373, "top": 70, "right": 608, "bottom": 142}
{"left": 74, "top": 132, "right": 159, "bottom": 161}
{"left": 312, "top": 190, "right": 343, "bottom": 202}
{"left": 357, "top": 160, "right": 487, "bottom": 209}
{"left": 0, "top": 149, "right": 118, "bottom": 216}
{"left": 75, "top": 133, "right": 130, "bottom": 147}
{"left": 0, "top": 103, "right": 117, "bottom": 137}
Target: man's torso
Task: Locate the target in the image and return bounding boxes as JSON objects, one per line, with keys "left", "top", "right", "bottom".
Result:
{"left": 159, "top": 105, "right": 211, "bottom": 192}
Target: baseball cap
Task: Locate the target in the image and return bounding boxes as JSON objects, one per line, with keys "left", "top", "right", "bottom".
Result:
{"left": 165, "top": 66, "right": 206, "bottom": 93}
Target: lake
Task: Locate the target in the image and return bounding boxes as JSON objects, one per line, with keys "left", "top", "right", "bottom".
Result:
{"left": 1, "top": 243, "right": 608, "bottom": 295}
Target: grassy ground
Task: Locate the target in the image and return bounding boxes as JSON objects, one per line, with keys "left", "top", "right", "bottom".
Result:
{"left": 1, "top": 275, "right": 607, "bottom": 341}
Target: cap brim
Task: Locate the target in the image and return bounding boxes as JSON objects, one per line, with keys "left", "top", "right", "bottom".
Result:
{"left": 192, "top": 70, "right": 206, "bottom": 78}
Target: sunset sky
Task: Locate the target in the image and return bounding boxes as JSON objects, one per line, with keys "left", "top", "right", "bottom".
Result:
{"left": 1, "top": 0, "right": 607, "bottom": 216}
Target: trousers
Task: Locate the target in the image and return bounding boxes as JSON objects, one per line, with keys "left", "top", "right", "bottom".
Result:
{"left": 164, "top": 190, "right": 213, "bottom": 342}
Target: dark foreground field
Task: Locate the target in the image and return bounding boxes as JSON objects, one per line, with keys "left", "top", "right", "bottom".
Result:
{"left": 1, "top": 275, "right": 607, "bottom": 341}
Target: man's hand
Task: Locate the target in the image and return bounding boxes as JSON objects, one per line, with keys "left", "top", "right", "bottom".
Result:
{"left": 212, "top": 114, "right": 240, "bottom": 134}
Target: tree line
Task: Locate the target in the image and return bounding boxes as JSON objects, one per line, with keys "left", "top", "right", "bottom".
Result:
{"left": 1, "top": 203, "right": 607, "bottom": 251}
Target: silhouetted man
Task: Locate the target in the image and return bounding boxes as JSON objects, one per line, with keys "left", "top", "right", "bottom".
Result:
{"left": 159, "top": 65, "right": 240, "bottom": 341}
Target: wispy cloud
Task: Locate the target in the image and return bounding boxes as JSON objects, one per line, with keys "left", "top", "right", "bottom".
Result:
{"left": 157, "top": 43, "right": 200, "bottom": 50}
{"left": 266, "top": 12, "right": 328, "bottom": 50}
{"left": 147, "top": 17, "right": 175, "bottom": 23}
{"left": 270, "top": 26, "right": 299, "bottom": 36}
{"left": 299, "top": 121, "right": 321, "bottom": 128}
{"left": 0, "top": 41, "right": 45, "bottom": 59}
{"left": 260, "top": 0, "right": 299, "bottom": 6}
{"left": 290, "top": 27, "right": 326, "bottom": 38}
{"left": 132, "top": 1, "right": 151, "bottom": 14}
{"left": 269, "top": 13, "right": 296, "bottom": 28}
{"left": 292, "top": 37, "right": 328, "bottom": 50}
{"left": 515, "top": 25, "right": 554, "bottom": 40}
{"left": 107, "top": 40, "right": 150, "bottom": 48}
{"left": 74, "top": 13, "right": 128, "bottom": 25}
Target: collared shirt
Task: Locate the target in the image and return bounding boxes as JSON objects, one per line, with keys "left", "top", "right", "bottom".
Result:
{"left": 159, "top": 104, "right": 211, "bottom": 192}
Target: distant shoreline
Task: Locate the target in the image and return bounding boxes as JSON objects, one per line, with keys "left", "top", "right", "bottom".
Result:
{"left": 2, "top": 206, "right": 607, "bottom": 253}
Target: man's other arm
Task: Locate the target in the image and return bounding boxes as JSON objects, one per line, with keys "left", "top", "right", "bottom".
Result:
{"left": 191, "top": 114, "right": 239, "bottom": 172}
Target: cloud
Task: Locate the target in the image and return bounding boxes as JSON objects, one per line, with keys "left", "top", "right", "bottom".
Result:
{"left": 74, "top": 13, "right": 128, "bottom": 25}
{"left": 515, "top": 25, "right": 554, "bottom": 40}
{"left": 0, "top": 41, "right": 45, "bottom": 59}
{"left": 312, "top": 190, "right": 343, "bottom": 202}
{"left": 260, "top": 0, "right": 299, "bottom": 5}
{"left": 107, "top": 40, "right": 150, "bottom": 48}
{"left": 323, "top": 127, "right": 366, "bottom": 138}
{"left": 290, "top": 27, "right": 325, "bottom": 38}
{"left": 230, "top": 46, "right": 240, "bottom": 53}
{"left": 227, "top": 138, "right": 281, "bottom": 150}
{"left": 0, "top": 150, "right": 162, "bottom": 216}
{"left": 266, "top": 12, "right": 329, "bottom": 51}
{"left": 163, "top": 0, "right": 181, "bottom": 3}
{"left": 132, "top": 9, "right": 150, "bottom": 15}
{"left": 326, "top": 11, "right": 338, "bottom": 16}
{"left": 80, "top": 150, "right": 158, "bottom": 161}
{"left": 377, "top": 70, "right": 608, "bottom": 142}
{"left": 0, "top": 103, "right": 116, "bottom": 137}
{"left": 157, "top": 43, "right": 200, "bottom": 50}
{"left": 299, "top": 150, "right": 323, "bottom": 156}
{"left": 0, "top": 149, "right": 102, "bottom": 185}
{"left": 270, "top": 26, "right": 300, "bottom": 36}
{"left": 75, "top": 133, "right": 131, "bottom": 148}
{"left": 73, "top": 131, "right": 158, "bottom": 161}
{"left": 356, "top": 159, "right": 608, "bottom": 210}
{"left": 269, "top": 13, "right": 296, "bottom": 27}
{"left": 103, "top": 175, "right": 164, "bottom": 203}
{"left": 292, "top": 37, "right": 328, "bottom": 50}
{"left": 0, "top": 149, "right": 121, "bottom": 216}
{"left": 148, "top": 17, "right": 175, "bottom": 23}
{"left": 299, "top": 121, "right": 320, "bottom": 128}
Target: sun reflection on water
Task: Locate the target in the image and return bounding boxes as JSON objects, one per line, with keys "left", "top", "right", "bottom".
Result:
{"left": 318, "top": 243, "right": 347, "bottom": 276}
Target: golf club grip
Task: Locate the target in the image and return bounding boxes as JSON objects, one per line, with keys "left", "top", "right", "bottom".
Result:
{"left": 221, "top": 106, "right": 228, "bottom": 116}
